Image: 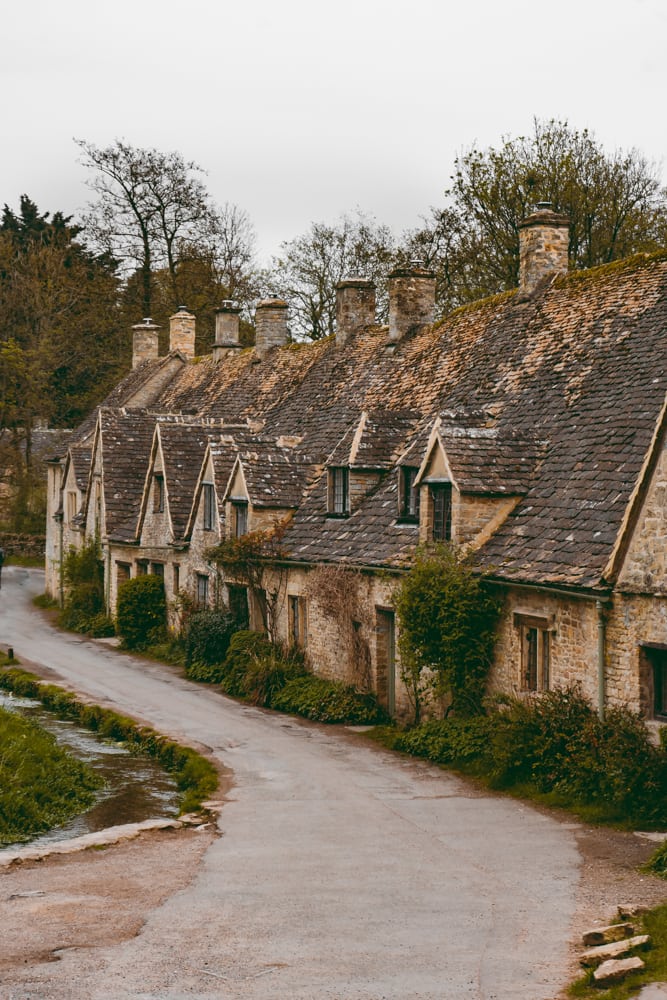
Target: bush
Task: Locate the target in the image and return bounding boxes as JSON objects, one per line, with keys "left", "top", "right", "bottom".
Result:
{"left": 185, "top": 609, "right": 236, "bottom": 681}
{"left": 394, "top": 716, "right": 492, "bottom": 765}
{"left": 58, "top": 541, "right": 107, "bottom": 634}
{"left": 218, "top": 630, "right": 307, "bottom": 704}
{"left": 272, "top": 676, "right": 388, "bottom": 725}
{"left": 116, "top": 575, "right": 167, "bottom": 649}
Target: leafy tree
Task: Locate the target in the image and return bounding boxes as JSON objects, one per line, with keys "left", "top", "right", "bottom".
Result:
{"left": 78, "top": 140, "right": 257, "bottom": 327}
{"left": 403, "top": 119, "right": 667, "bottom": 312}
{"left": 207, "top": 527, "right": 288, "bottom": 640}
{"left": 264, "top": 210, "right": 396, "bottom": 340}
{"left": 116, "top": 574, "right": 167, "bottom": 649}
{"left": 393, "top": 545, "right": 500, "bottom": 721}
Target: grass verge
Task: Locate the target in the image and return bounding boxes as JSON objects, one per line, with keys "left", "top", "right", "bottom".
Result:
{"left": 0, "top": 664, "right": 218, "bottom": 815}
{"left": 568, "top": 904, "right": 667, "bottom": 998}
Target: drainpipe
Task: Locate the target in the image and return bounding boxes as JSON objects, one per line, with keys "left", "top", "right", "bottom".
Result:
{"left": 596, "top": 600, "right": 606, "bottom": 720}
{"left": 58, "top": 516, "right": 64, "bottom": 608}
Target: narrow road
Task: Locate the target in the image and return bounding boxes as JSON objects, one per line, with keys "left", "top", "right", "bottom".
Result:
{"left": 1, "top": 568, "right": 580, "bottom": 999}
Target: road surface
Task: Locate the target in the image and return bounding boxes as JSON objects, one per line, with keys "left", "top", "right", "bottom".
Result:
{"left": 0, "top": 567, "right": 580, "bottom": 999}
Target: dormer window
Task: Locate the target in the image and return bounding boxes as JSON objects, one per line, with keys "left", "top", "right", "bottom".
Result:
{"left": 429, "top": 483, "right": 452, "bottom": 541}
{"left": 153, "top": 474, "right": 165, "bottom": 513}
{"left": 202, "top": 483, "right": 216, "bottom": 531}
{"left": 231, "top": 499, "right": 248, "bottom": 537}
{"left": 328, "top": 467, "right": 349, "bottom": 516}
{"left": 399, "top": 467, "right": 420, "bottom": 521}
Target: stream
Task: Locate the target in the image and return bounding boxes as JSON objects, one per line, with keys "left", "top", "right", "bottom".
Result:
{"left": 1, "top": 690, "right": 180, "bottom": 846}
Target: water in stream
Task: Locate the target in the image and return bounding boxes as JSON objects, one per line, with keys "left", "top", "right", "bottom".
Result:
{"left": 0, "top": 690, "right": 180, "bottom": 846}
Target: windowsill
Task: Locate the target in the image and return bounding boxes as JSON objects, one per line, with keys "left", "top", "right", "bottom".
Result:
{"left": 326, "top": 512, "right": 350, "bottom": 519}
{"left": 396, "top": 516, "right": 419, "bottom": 525}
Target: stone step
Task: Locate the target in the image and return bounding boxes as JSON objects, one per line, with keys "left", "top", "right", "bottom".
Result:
{"left": 580, "top": 934, "right": 650, "bottom": 968}
{"left": 593, "top": 956, "right": 645, "bottom": 986}
{"left": 582, "top": 922, "right": 635, "bottom": 947}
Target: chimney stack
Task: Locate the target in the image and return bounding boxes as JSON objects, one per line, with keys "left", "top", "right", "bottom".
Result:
{"left": 132, "top": 318, "right": 160, "bottom": 369}
{"left": 169, "top": 306, "right": 196, "bottom": 358}
{"left": 213, "top": 300, "right": 242, "bottom": 361}
{"left": 255, "top": 299, "right": 289, "bottom": 359}
{"left": 335, "top": 278, "right": 376, "bottom": 346}
{"left": 387, "top": 263, "right": 436, "bottom": 342}
{"left": 518, "top": 203, "right": 569, "bottom": 292}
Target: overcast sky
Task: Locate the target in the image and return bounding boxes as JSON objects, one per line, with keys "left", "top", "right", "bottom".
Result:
{"left": 3, "top": 0, "right": 665, "bottom": 262}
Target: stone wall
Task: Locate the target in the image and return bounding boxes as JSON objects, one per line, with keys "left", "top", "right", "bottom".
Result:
{"left": 618, "top": 434, "right": 667, "bottom": 595}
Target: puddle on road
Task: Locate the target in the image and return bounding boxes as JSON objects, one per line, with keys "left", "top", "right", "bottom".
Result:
{"left": 0, "top": 690, "right": 180, "bottom": 846}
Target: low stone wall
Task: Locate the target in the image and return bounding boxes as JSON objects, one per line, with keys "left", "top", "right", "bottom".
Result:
{"left": 0, "top": 532, "right": 46, "bottom": 560}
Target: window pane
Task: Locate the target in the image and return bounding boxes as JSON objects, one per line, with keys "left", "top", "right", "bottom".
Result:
{"left": 430, "top": 485, "right": 451, "bottom": 541}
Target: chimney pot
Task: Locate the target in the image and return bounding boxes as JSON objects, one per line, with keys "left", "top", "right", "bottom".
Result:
{"left": 169, "top": 307, "right": 196, "bottom": 358}
{"left": 132, "top": 319, "right": 160, "bottom": 369}
{"left": 335, "top": 277, "right": 376, "bottom": 346}
{"left": 518, "top": 206, "right": 569, "bottom": 292}
{"left": 255, "top": 299, "right": 289, "bottom": 359}
{"left": 387, "top": 265, "right": 436, "bottom": 342}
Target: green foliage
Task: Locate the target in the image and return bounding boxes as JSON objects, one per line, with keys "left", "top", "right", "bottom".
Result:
{"left": 116, "top": 575, "right": 167, "bottom": 649}
{"left": 185, "top": 608, "right": 236, "bottom": 680}
{"left": 644, "top": 840, "right": 667, "bottom": 879}
{"left": 218, "top": 630, "right": 307, "bottom": 704}
{"left": 0, "top": 666, "right": 217, "bottom": 814}
{"left": 393, "top": 716, "right": 492, "bottom": 765}
{"left": 58, "top": 541, "right": 110, "bottom": 635}
{"left": 272, "top": 676, "right": 388, "bottom": 724}
{"left": 393, "top": 544, "right": 500, "bottom": 720}
{"left": 0, "top": 705, "right": 103, "bottom": 844}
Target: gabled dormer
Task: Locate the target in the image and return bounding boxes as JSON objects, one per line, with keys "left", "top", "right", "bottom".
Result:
{"left": 414, "top": 413, "right": 546, "bottom": 547}
{"left": 326, "top": 409, "right": 418, "bottom": 517}
{"left": 137, "top": 426, "right": 171, "bottom": 547}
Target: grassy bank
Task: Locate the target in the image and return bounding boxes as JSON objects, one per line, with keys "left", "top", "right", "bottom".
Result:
{"left": 0, "top": 706, "right": 103, "bottom": 845}
{"left": 569, "top": 904, "right": 667, "bottom": 998}
{"left": 0, "top": 663, "right": 218, "bottom": 816}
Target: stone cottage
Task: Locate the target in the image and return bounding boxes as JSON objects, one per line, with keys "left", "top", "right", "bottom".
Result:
{"left": 45, "top": 206, "right": 667, "bottom": 722}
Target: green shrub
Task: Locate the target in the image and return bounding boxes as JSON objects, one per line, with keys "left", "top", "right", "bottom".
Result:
{"left": 58, "top": 541, "right": 107, "bottom": 634}
{"left": 644, "top": 840, "right": 667, "bottom": 878}
{"left": 272, "top": 675, "right": 388, "bottom": 724}
{"left": 394, "top": 716, "right": 492, "bottom": 765}
{"left": 116, "top": 575, "right": 167, "bottom": 649}
{"left": 217, "top": 630, "right": 307, "bottom": 703}
{"left": 185, "top": 608, "right": 236, "bottom": 680}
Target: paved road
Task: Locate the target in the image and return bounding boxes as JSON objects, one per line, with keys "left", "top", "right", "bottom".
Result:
{"left": 1, "top": 568, "right": 580, "bottom": 999}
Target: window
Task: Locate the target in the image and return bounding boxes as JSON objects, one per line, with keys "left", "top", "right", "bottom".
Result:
{"left": 173, "top": 564, "right": 180, "bottom": 594}
{"left": 66, "top": 491, "right": 77, "bottom": 522}
{"left": 288, "top": 595, "right": 308, "bottom": 647}
{"left": 654, "top": 657, "right": 667, "bottom": 720}
{"left": 151, "top": 562, "right": 164, "bottom": 579}
{"left": 153, "top": 474, "right": 165, "bottom": 513}
{"left": 399, "top": 467, "right": 420, "bottom": 521}
{"left": 116, "top": 562, "right": 131, "bottom": 588}
{"left": 202, "top": 483, "right": 216, "bottom": 531}
{"left": 232, "top": 500, "right": 248, "bottom": 538}
{"left": 196, "top": 573, "right": 209, "bottom": 607}
{"left": 228, "top": 584, "right": 249, "bottom": 629}
{"left": 136, "top": 560, "right": 148, "bottom": 576}
{"left": 328, "top": 467, "right": 349, "bottom": 515}
{"left": 429, "top": 483, "right": 452, "bottom": 541}
{"left": 514, "top": 614, "right": 551, "bottom": 692}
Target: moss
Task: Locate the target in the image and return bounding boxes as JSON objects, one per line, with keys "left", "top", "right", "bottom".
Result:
{"left": 554, "top": 249, "right": 667, "bottom": 290}
{"left": 438, "top": 288, "right": 516, "bottom": 325}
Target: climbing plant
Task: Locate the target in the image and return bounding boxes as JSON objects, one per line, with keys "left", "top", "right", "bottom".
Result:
{"left": 393, "top": 544, "right": 501, "bottom": 720}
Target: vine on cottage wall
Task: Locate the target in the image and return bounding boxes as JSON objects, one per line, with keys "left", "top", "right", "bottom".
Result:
{"left": 305, "top": 564, "right": 372, "bottom": 690}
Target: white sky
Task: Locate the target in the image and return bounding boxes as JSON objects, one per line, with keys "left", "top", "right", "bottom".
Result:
{"left": 2, "top": 0, "right": 665, "bottom": 263}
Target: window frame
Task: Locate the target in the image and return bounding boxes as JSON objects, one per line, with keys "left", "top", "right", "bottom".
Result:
{"left": 288, "top": 594, "right": 308, "bottom": 647}
{"left": 196, "top": 573, "right": 209, "bottom": 607}
{"left": 398, "top": 466, "right": 420, "bottom": 522}
{"left": 429, "top": 482, "right": 452, "bottom": 541}
{"left": 327, "top": 466, "right": 350, "bottom": 516}
{"left": 153, "top": 473, "right": 165, "bottom": 514}
{"left": 231, "top": 499, "right": 248, "bottom": 538}
{"left": 202, "top": 483, "right": 216, "bottom": 531}
{"left": 514, "top": 613, "right": 551, "bottom": 692}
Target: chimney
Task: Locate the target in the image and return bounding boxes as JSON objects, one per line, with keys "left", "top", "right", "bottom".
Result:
{"left": 169, "top": 306, "right": 196, "bottom": 358}
{"left": 213, "top": 300, "right": 242, "bottom": 361}
{"left": 518, "top": 203, "right": 569, "bottom": 292}
{"left": 255, "top": 298, "right": 289, "bottom": 359}
{"left": 335, "top": 278, "right": 376, "bottom": 346}
{"left": 132, "top": 318, "right": 160, "bottom": 369}
{"left": 387, "top": 263, "right": 436, "bottom": 342}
